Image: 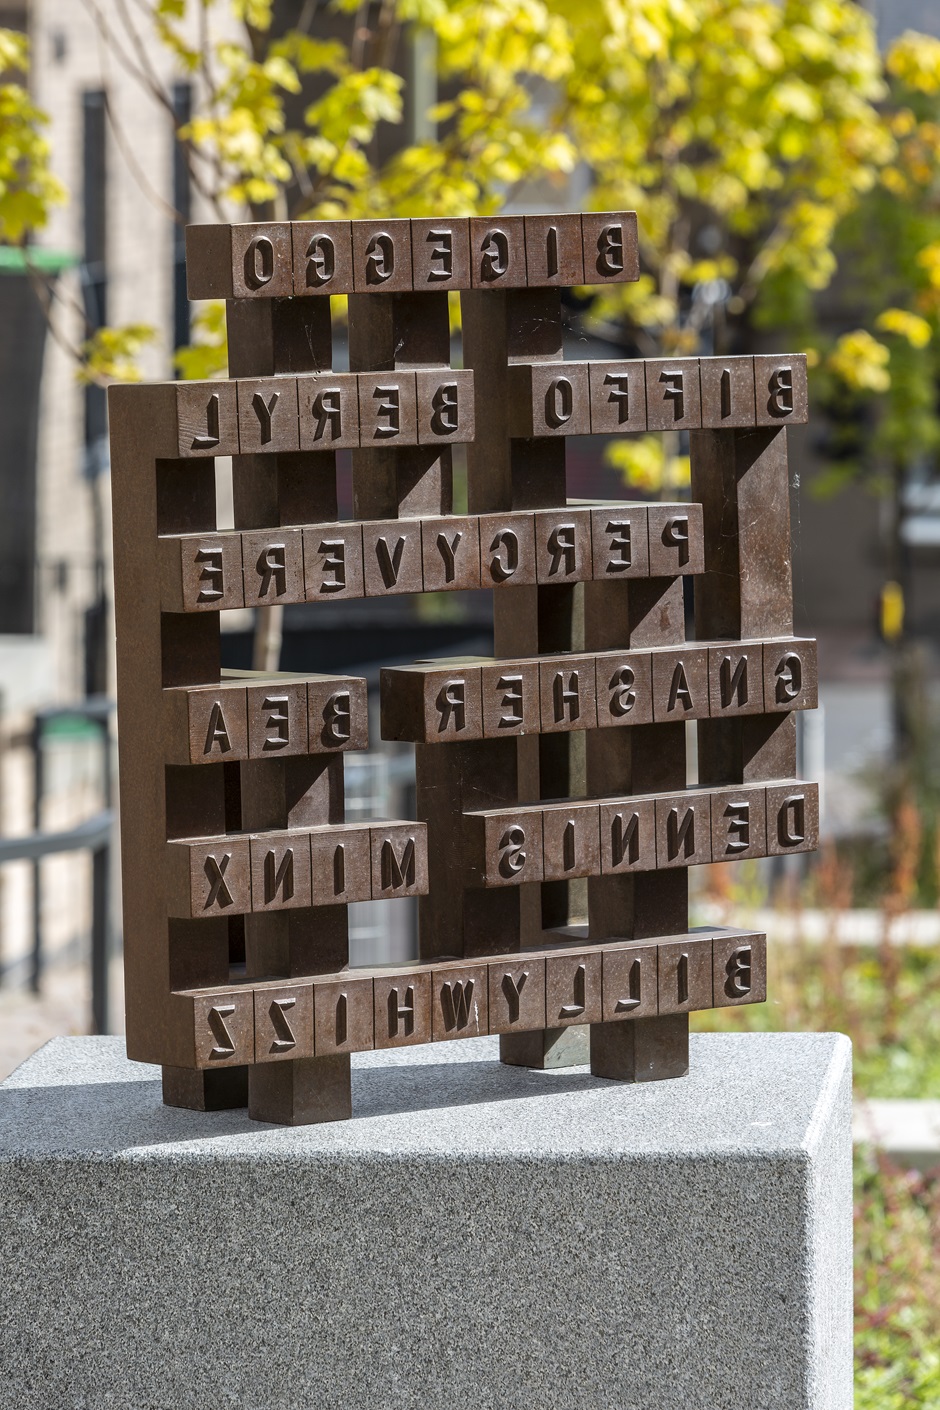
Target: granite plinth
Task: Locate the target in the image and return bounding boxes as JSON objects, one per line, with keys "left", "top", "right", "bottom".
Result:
{"left": 0, "top": 1032, "right": 852, "bottom": 1410}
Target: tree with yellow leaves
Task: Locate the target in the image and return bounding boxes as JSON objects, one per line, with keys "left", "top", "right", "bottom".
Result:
{"left": 86, "top": 0, "right": 907, "bottom": 493}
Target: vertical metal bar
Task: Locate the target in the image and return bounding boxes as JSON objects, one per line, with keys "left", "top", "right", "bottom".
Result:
{"left": 30, "top": 714, "right": 42, "bottom": 994}
{"left": 91, "top": 842, "right": 109, "bottom": 1034}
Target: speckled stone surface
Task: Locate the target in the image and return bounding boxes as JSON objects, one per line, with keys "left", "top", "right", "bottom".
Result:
{"left": 0, "top": 1032, "right": 852, "bottom": 1410}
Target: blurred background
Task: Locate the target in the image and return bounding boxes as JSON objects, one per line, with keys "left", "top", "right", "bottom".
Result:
{"left": 0, "top": 1, "right": 939, "bottom": 1398}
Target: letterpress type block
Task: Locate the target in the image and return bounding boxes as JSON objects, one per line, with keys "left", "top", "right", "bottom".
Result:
{"left": 254, "top": 983, "right": 315, "bottom": 1061}
{"left": 410, "top": 218, "right": 471, "bottom": 291}
{"left": 488, "top": 957, "right": 547, "bottom": 1034}
{"left": 415, "top": 368, "right": 475, "bottom": 445}
{"left": 708, "top": 643, "right": 765, "bottom": 717}
{"left": 645, "top": 358, "right": 702, "bottom": 432}
{"left": 470, "top": 215, "right": 527, "bottom": 288}
{"left": 175, "top": 381, "right": 240, "bottom": 458}
{"left": 595, "top": 651, "right": 654, "bottom": 728}
{"left": 373, "top": 970, "right": 433, "bottom": 1049}
{"left": 236, "top": 376, "right": 300, "bottom": 453}
{"left": 479, "top": 512, "right": 538, "bottom": 587}
{"left": 588, "top": 360, "right": 648, "bottom": 434}
{"left": 307, "top": 676, "right": 369, "bottom": 753}
{"left": 651, "top": 646, "right": 709, "bottom": 722}
{"left": 763, "top": 638, "right": 818, "bottom": 712}
{"left": 186, "top": 223, "right": 293, "bottom": 299}
{"left": 753, "top": 353, "right": 809, "bottom": 425}
{"left": 468, "top": 809, "right": 544, "bottom": 887}
{"left": 481, "top": 659, "right": 540, "bottom": 737}
{"left": 710, "top": 787, "right": 768, "bottom": 864}
{"left": 232, "top": 223, "right": 293, "bottom": 298}
{"left": 310, "top": 823, "right": 373, "bottom": 905}
{"left": 362, "top": 518, "right": 424, "bottom": 596}
{"left": 314, "top": 976, "right": 374, "bottom": 1054}
{"left": 167, "top": 837, "right": 252, "bottom": 919}
{"left": 508, "top": 363, "right": 591, "bottom": 437}
{"left": 357, "top": 372, "right": 418, "bottom": 445}
{"left": 699, "top": 356, "right": 756, "bottom": 429}
{"left": 541, "top": 801, "right": 602, "bottom": 882}
{"left": 352, "top": 219, "right": 413, "bottom": 293}
{"left": 381, "top": 662, "right": 483, "bottom": 744}
{"left": 657, "top": 936, "right": 714, "bottom": 1014}
{"left": 655, "top": 794, "right": 712, "bottom": 869}
{"left": 545, "top": 949, "right": 603, "bottom": 1026}
{"left": 766, "top": 782, "right": 820, "bottom": 856}
{"left": 249, "top": 830, "right": 313, "bottom": 911}
{"left": 242, "top": 527, "right": 304, "bottom": 607}
{"left": 297, "top": 373, "right": 361, "bottom": 450}
{"left": 601, "top": 944, "right": 658, "bottom": 1020}
{"left": 192, "top": 989, "right": 255, "bottom": 1067}
{"left": 303, "top": 522, "right": 365, "bottom": 601}
{"left": 431, "top": 961, "right": 489, "bottom": 1040}
{"left": 712, "top": 932, "right": 767, "bottom": 1008}
{"left": 590, "top": 506, "right": 650, "bottom": 579}
{"left": 371, "top": 822, "right": 429, "bottom": 898}
{"left": 599, "top": 798, "right": 657, "bottom": 875}
{"left": 162, "top": 533, "right": 245, "bottom": 613}
{"left": 163, "top": 684, "right": 250, "bottom": 765}
{"left": 580, "top": 212, "right": 639, "bottom": 284}
{"left": 524, "top": 213, "right": 585, "bottom": 287}
{"left": 535, "top": 508, "right": 592, "bottom": 583}
{"left": 246, "top": 679, "right": 308, "bottom": 758}
{"left": 420, "top": 515, "right": 482, "bottom": 591}
{"left": 647, "top": 503, "right": 706, "bottom": 576}
{"left": 539, "top": 656, "right": 598, "bottom": 732}
{"left": 291, "top": 220, "right": 354, "bottom": 296}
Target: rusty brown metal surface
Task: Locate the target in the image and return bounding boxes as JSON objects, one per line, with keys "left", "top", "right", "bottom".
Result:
{"left": 111, "top": 210, "right": 815, "bottom": 1125}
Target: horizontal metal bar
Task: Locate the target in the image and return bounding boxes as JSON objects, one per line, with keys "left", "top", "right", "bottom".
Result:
{"left": 0, "top": 811, "right": 114, "bottom": 864}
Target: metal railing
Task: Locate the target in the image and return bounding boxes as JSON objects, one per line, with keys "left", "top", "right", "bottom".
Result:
{"left": 0, "top": 809, "right": 114, "bottom": 1033}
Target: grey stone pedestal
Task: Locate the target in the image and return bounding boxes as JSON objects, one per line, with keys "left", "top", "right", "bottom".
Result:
{"left": 0, "top": 1032, "right": 852, "bottom": 1410}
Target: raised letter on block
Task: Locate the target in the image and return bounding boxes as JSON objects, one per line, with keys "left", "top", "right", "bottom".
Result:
{"left": 297, "top": 373, "right": 361, "bottom": 450}
{"left": 541, "top": 802, "right": 601, "bottom": 882}
{"left": 590, "top": 505, "right": 650, "bottom": 579}
{"left": 352, "top": 219, "right": 413, "bottom": 294}
{"left": 373, "top": 970, "right": 433, "bottom": 1049}
{"left": 709, "top": 788, "right": 768, "bottom": 864}
{"left": 699, "top": 356, "right": 756, "bottom": 429}
{"left": 291, "top": 220, "right": 354, "bottom": 297}
{"left": 754, "top": 354, "right": 808, "bottom": 425}
{"left": 303, "top": 523, "right": 365, "bottom": 602}
{"left": 310, "top": 824, "right": 373, "bottom": 905}
{"left": 420, "top": 516, "right": 482, "bottom": 592}
{"left": 410, "top": 218, "right": 471, "bottom": 291}
{"left": 647, "top": 503, "right": 705, "bottom": 577}
{"left": 192, "top": 990, "right": 255, "bottom": 1067}
{"left": 481, "top": 659, "right": 540, "bottom": 738}
{"left": 657, "top": 936, "right": 714, "bottom": 1014}
{"left": 371, "top": 823, "right": 429, "bottom": 898}
{"left": 601, "top": 944, "right": 658, "bottom": 1021}
{"left": 523, "top": 213, "right": 585, "bottom": 287}
{"left": 766, "top": 783, "right": 819, "bottom": 856}
{"left": 488, "top": 957, "right": 547, "bottom": 1033}
{"left": 546, "top": 949, "right": 603, "bottom": 1026}
{"left": 314, "top": 977, "right": 374, "bottom": 1054}
{"left": 470, "top": 216, "right": 527, "bottom": 289}
{"left": 763, "top": 639, "right": 818, "bottom": 713}
{"left": 655, "top": 796, "right": 712, "bottom": 869}
{"left": 431, "top": 962, "right": 489, "bottom": 1039}
{"left": 580, "top": 212, "right": 639, "bottom": 285}
{"left": 712, "top": 932, "right": 767, "bottom": 1008}
{"left": 253, "top": 984, "right": 315, "bottom": 1061}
